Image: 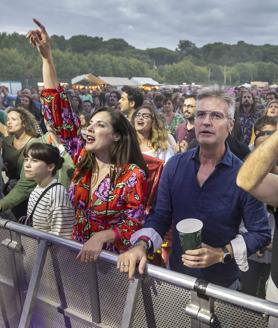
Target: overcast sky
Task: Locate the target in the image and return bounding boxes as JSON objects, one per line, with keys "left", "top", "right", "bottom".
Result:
{"left": 2, "top": 0, "right": 278, "bottom": 50}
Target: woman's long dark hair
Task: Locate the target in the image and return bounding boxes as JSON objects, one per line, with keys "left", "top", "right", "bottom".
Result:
{"left": 74, "top": 107, "right": 147, "bottom": 182}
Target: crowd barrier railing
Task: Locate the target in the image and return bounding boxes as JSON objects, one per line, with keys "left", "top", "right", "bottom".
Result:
{"left": 0, "top": 217, "right": 277, "bottom": 328}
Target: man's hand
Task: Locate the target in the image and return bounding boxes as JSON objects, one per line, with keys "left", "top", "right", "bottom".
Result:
{"left": 181, "top": 243, "right": 223, "bottom": 268}
{"left": 256, "top": 242, "right": 272, "bottom": 257}
{"left": 117, "top": 242, "right": 148, "bottom": 280}
{"left": 26, "top": 19, "right": 52, "bottom": 60}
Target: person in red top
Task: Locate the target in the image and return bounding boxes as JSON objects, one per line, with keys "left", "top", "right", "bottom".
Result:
{"left": 27, "top": 19, "right": 148, "bottom": 263}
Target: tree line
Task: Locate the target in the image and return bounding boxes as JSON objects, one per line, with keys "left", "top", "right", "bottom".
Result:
{"left": 1, "top": 32, "right": 278, "bottom": 86}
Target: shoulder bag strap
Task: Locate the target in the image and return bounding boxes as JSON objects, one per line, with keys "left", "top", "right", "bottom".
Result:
{"left": 28, "top": 182, "right": 62, "bottom": 220}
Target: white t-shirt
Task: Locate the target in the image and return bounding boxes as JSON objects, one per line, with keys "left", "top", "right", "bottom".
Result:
{"left": 143, "top": 134, "right": 176, "bottom": 163}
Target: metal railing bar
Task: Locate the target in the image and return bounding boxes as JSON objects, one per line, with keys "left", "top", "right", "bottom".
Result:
{"left": 1, "top": 218, "right": 278, "bottom": 318}
{"left": 88, "top": 263, "right": 101, "bottom": 324}
{"left": 34, "top": 297, "right": 102, "bottom": 327}
{"left": 206, "top": 283, "right": 278, "bottom": 317}
{"left": 120, "top": 278, "right": 141, "bottom": 328}
{"left": 146, "top": 264, "right": 197, "bottom": 290}
{"left": 18, "top": 239, "right": 48, "bottom": 328}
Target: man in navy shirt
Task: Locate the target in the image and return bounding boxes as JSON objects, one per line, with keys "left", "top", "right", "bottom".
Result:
{"left": 118, "top": 86, "right": 271, "bottom": 288}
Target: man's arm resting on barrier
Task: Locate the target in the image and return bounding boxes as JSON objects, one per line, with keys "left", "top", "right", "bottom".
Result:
{"left": 117, "top": 240, "right": 149, "bottom": 280}
{"left": 237, "top": 129, "right": 278, "bottom": 207}
{"left": 118, "top": 228, "right": 163, "bottom": 280}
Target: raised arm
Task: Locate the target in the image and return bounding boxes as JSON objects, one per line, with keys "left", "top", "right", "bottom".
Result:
{"left": 27, "top": 19, "right": 58, "bottom": 89}
{"left": 236, "top": 129, "right": 278, "bottom": 207}
{"left": 27, "top": 19, "right": 82, "bottom": 162}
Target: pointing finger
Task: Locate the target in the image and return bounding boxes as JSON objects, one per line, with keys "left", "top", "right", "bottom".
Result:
{"left": 33, "top": 18, "right": 46, "bottom": 31}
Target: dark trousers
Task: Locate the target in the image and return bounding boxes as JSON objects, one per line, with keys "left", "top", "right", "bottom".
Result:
{"left": 240, "top": 260, "right": 271, "bottom": 298}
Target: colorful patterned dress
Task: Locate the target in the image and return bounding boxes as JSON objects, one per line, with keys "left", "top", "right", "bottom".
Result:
{"left": 41, "top": 87, "right": 147, "bottom": 252}
{"left": 165, "top": 113, "right": 185, "bottom": 138}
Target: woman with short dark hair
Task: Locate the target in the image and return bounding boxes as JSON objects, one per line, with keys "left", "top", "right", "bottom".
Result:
{"left": 24, "top": 143, "right": 75, "bottom": 238}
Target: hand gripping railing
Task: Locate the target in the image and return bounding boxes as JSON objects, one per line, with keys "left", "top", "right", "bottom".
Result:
{"left": 0, "top": 217, "right": 278, "bottom": 328}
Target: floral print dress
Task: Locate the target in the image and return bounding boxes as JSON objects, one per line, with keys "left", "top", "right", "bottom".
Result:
{"left": 41, "top": 87, "right": 147, "bottom": 252}
{"left": 165, "top": 113, "right": 185, "bottom": 138}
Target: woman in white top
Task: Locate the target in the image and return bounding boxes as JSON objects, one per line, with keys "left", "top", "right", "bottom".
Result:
{"left": 131, "top": 104, "right": 176, "bottom": 163}
{"left": 24, "top": 143, "right": 75, "bottom": 238}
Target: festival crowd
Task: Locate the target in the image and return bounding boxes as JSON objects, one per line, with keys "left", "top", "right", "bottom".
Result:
{"left": 0, "top": 19, "right": 278, "bottom": 327}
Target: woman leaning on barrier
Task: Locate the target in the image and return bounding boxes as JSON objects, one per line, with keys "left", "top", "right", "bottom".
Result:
{"left": 27, "top": 19, "right": 148, "bottom": 262}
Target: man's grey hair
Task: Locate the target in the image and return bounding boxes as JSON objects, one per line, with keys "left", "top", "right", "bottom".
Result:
{"left": 196, "top": 85, "right": 235, "bottom": 119}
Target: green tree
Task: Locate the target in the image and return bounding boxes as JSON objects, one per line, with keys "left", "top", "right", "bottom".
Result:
{"left": 51, "top": 35, "right": 67, "bottom": 51}
{"left": 145, "top": 47, "right": 179, "bottom": 66}
{"left": 67, "top": 35, "right": 103, "bottom": 53}
{"left": 103, "top": 38, "right": 133, "bottom": 52}
{"left": 0, "top": 48, "right": 26, "bottom": 80}
{"left": 176, "top": 40, "right": 197, "bottom": 56}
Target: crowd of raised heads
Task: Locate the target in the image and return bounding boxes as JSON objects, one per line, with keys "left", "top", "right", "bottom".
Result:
{"left": 0, "top": 19, "right": 277, "bottom": 311}
{"left": 2, "top": 82, "right": 277, "bottom": 158}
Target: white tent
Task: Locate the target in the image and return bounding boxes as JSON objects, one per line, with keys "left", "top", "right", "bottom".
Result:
{"left": 131, "top": 77, "right": 160, "bottom": 86}
{"left": 99, "top": 77, "right": 136, "bottom": 88}
{"left": 71, "top": 74, "right": 106, "bottom": 86}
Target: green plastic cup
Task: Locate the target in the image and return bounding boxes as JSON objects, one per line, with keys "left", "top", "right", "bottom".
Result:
{"left": 176, "top": 218, "right": 203, "bottom": 253}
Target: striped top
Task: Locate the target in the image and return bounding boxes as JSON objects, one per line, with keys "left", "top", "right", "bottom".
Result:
{"left": 27, "top": 179, "right": 75, "bottom": 239}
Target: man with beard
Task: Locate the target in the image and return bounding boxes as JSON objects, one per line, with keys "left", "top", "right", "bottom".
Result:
{"left": 176, "top": 95, "right": 196, "bottom": 152}
{"left": 119, "top": 86, "right": 143, "bottom": 121}
{"left": 234, "top": 90, "right": 261, "bottom": 145}
{"left": 108, "top": 90, "right": 120, "bottom": 109}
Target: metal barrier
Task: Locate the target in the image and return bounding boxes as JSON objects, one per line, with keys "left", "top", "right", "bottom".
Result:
{"left": 0, "top": 217, "right": 277, "bottom": 328}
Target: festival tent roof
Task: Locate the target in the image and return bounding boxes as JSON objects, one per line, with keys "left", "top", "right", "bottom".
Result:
{"left": 99, "top": 76, "right": 136, "bottom": 87}
{"left": 71, "top": 74, "right": 106, "bottom": 85}
{"left": 131, "top": 77, "right": 160, "bottom": 86}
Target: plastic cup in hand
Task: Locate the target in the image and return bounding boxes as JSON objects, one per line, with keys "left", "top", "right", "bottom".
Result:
{"left": 176, "top": 218, "right": 203, "bottom": 253}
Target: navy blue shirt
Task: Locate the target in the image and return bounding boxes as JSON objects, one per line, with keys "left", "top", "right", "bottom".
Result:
{"left": 145, "top": 146, "right": 271, "bottom": 287}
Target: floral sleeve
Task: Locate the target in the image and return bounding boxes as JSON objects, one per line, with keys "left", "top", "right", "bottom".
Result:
{"left": 40, "top": 86, "right": 83, "bottom": 163}
{"left": 113, "top": 166, "right": 148, "bottom": 252}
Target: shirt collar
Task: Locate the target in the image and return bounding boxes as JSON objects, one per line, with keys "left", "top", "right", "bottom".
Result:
{"left": 190, "top": 143, "right": 233, "bottom": 167}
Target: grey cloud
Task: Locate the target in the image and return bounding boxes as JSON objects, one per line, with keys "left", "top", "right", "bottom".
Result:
{"left": 1, "top": 0, "right": 278, "bottom": 50}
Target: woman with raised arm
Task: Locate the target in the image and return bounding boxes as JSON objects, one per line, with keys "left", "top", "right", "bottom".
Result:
{"left": 27, "top": 19, "right": 148, "bottom": 262}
